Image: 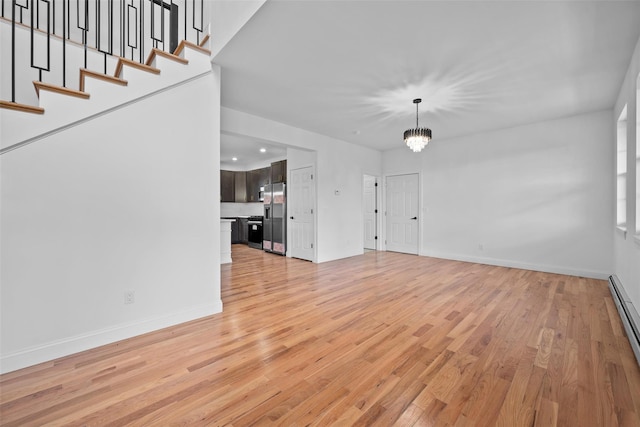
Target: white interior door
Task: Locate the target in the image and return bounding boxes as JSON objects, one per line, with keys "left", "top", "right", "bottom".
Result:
{"left": 289, "top": 166, "right": 315, "bottom": 261}
{"left": 363, "top": 174, "right": 378, "bottom": 250}
{"left": 385, "top": 173, "right": 419, "bottom": 255}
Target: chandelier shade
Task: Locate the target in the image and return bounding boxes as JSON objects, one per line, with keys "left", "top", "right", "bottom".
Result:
{"left": 403, "top": 98, "right": 432, "bottom": 152}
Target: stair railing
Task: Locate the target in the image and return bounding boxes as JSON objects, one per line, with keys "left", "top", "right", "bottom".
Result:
{"left": 1, "top": 0, "right": 208, "bottom": 106}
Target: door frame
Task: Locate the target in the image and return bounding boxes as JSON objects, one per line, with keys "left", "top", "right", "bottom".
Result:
{"left": 382, "top": 171, "right": 422, "bottom": 255}
{"left": 362, "top": 173, "right": 382, "bottom": 251}
{"left": 287, "top": 163, "right": 317, "bottom": 263}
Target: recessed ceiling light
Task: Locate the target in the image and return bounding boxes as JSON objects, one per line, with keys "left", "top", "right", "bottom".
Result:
{"left": 232, "top": 157, "right": 238, "bottom": 161}
{"left": 260, "top": 148, "right": 266, "bottom": 153}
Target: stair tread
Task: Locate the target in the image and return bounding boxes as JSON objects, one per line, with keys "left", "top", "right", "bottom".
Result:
{"left": 5, "top": 38, "right": 203, "bottom": 116}
{"left": 173, "top": 40, "right": 211, "bottom": 57}
{"left": 79, "top": 69, "right": 128, "bottom": 92}
{"left": 0, "top": 100, "right": 45, "bottom": 114}
{"left": 146, "top": 48, "right": 189, "bottom": 66}
{"left": 33, "top": 81, "right": 90, "bottom": 99}
{"left": 114, "top": 58, "right": 161, "bottom": 78}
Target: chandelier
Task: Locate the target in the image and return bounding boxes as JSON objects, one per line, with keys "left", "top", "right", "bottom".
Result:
{"left": 403, "top": 98, "right": 432, "bottom": 152}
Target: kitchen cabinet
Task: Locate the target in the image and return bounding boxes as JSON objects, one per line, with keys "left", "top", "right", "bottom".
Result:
{"left": 223, "top": 217, "right": 248, "bottom": 244}
{"left": 230, "top": 218, "right": 240, "bottom": 243}
{"left": 222, "top": 164, "right": 282, "bottom": 203}
{"left": 221, "top": 170, "right": 249, "bottom": 203}
{"left": 246, "top": 170, "right": 260, "bottom": 202}
{"left": 246, "top": 167, "right": 271, "bottom": 202}
{"left": 237, "top": 217, "right": 248, "bottom": 244}
{"left": 260, "top": 166, "right": 271, "bottom": 186}
{"left": 234, "top": 171, "right": 247, "bottom": 202}
{"left": 220, "top": 170, "right": 235, "bottom": 202}
{"left": 271, "top": 160, "right": 287, "bottom": 183}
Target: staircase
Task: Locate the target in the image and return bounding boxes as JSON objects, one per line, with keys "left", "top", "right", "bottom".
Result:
{"left": 0, "top": 0, "right": 212, "bottom": 153}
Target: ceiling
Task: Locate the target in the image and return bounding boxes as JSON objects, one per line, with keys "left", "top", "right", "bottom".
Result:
{"left": 214, "top": 0, "right": 640, "bottom": 153}
{"left": 220, "top": 133, "right": 288, "bottom": 170}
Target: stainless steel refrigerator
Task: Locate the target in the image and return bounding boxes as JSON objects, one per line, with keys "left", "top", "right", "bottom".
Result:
{"left": 263, "top": 183, "right": 286, "bottom": 255}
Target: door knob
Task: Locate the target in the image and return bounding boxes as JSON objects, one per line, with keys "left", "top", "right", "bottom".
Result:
{"left": 411, "top": 217, "right": 417, "bottom": 220}
{"left": 290, "top": 216, "right": 294, "bottom": 219}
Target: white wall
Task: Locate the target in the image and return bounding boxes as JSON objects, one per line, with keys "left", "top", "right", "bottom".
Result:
{"left": 614, "top": 35, "right": 640, "bottom": 311}
{"left": 221, "top": 107, "right": 382, "bottom": 263}
{"left": 287, "top": 146, "right": 316, "bottom": 169}
{"left": 209, "top": 0, "right": 266, "bottom": 58}
{"left": 384, "top": 110, "right": 614, "bottom": 279}
{"left": 316, "top": 141, "right": 381, "bottom": 262}
{"left": 220, "top": 202, "right": 263, "bottom": 217}
{"left": 0, "top": 69, "right": 222, "bottom": 374}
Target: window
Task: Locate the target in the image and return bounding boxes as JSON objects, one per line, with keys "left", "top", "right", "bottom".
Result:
{"left": 617, "top": 105, "right": 627, "bottom": 230}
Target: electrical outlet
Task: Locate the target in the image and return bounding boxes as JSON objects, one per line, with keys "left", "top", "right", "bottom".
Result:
{"left": 124, "top": 290, "right": 135, "bottom": 305}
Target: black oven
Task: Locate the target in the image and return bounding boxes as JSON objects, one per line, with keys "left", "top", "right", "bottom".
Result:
{"left": 247, "top": 216, "right": 263, "bottom": 249}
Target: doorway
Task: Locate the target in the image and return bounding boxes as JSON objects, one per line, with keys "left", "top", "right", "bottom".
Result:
{"left": 363, "top": 174, "right": 379, "bottom": 250}
{"left": 385, "top": 173, "right": 419, "bottom": 255}
{"left": 289, "top": 165, "right": 315, "bottom": 261}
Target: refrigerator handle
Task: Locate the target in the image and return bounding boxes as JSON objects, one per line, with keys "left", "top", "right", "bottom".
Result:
{"left": 265, "top": 206, "right": 270, "bottom": 219}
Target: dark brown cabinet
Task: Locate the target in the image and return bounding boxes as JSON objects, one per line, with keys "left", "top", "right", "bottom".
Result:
{"left": 221, "top": 162, "right": 284, "bottom": 203}
{"left": 271, "top": 160, "right": 287, "bottom": 183}
{"left": 234, "top": 171, "right": 247, "bottom": 202}
{"left": 221, "top": 171, "right": 249, "bottom": 202}
{"left": 223, "top": 217, "right": 249, "bottom": 244}
{"left": 245, "top": 167, "right": 271, "bottom": 202}
{"left": 259, "top": 166, "right": 270, "bottom": 186}
{"left": 246, "top": 170, "right": 260, "bottom": 202}
{"left": 230, "top": 220, "right": 239, "bottom": 243}
{"left": 237, "top": 217, "right": 248, "bottom": 244}
{"left": 220, "top": 170, "right": 235, "bottom": 202}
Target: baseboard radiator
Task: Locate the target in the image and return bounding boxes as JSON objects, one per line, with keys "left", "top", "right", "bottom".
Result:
{"left": 609, "top": 275, "right": 640, "bottom": 366}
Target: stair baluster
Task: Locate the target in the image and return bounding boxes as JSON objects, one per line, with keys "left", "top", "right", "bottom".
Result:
{"left": 1, "top": 0, "right": 209, "bottom": 111}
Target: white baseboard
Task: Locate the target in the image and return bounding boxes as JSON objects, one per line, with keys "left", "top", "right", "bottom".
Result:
{"left": 419, "top": 250, "right": 610, "bottom": 280}
{"left": 609, "top": 275, "right": 640, "bottom": 366}
{"left": 0, "top": 300, "right": 223, "bottom": 374}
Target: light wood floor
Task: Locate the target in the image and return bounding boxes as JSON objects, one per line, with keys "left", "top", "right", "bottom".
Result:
{"left": 2, "top": 245, "right": 640, "bottom": 426}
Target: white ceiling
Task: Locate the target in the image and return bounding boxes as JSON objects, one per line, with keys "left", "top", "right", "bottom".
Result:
{"left": 214, "top": 0, "right": 640, "bottom": 153}
{"left": 220, "top": 133, "right": 288, "bottom": 170}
